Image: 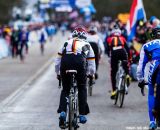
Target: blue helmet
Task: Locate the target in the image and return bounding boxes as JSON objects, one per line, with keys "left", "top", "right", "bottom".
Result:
{"left": 150, "top": 16, "right": 157, "bottom": 24}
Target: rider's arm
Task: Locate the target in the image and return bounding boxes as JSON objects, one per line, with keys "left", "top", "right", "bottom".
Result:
{"left": 122, "top": 36, "right": 130, "bottom": 57}
{"left": 106, "top": 37, "right": 112, "bottom": 57}
{"left": 55, "top": 48, "right": 63, "bottom": 75}
{"left": 86, "top": 45, "right": 96, "bottom": 75}
{"left": 98, "top": 38, "right": 105, "bottom": 55}
{"left": 137, "top": 45, "right": 148, "bottom": 82}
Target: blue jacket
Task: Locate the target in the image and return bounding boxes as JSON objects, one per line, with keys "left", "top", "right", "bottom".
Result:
{"left": 137, "top": 39, "right": 160, "bottom": 81}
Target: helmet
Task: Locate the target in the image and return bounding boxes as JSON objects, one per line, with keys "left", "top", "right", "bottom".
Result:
{"left": 150, "top": 16, "right": 157, "bottom": 24}
{"left": 72, "top": 25, "right": 87, "bottom": 39}
{"left": 89, "top": 26, "right": 98, "bottom": 33}
{"left": 111, "top": 28, "right": 121, "bottom": 36}
{"left": 152, "top": 25, "right": 160, "bottom": 39}
{"left": 113, "top": 24, "right": 119, "bottom": 29}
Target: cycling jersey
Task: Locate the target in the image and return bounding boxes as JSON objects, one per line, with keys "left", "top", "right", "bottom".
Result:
{"left": 137, "top": 39, "right": 160, "bottom": 82}
{"left": 107, "top": 35, "right": 126, "bottom": 49}
{"left": 55, "top": 37, "right": 96, "bottom": 75}
{"left": 137, "top": 39, "right": 160, "bottom": 123}
{"left": 87, "top": 34, "right": 105, "bottom": 54}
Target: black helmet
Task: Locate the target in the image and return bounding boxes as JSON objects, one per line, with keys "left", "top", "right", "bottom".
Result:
{"left": 152, "top": 26, "right": 160, "bottom": 39}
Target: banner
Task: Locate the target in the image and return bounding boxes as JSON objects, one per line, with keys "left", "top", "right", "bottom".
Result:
{"left": 126, "top": 0, "right": 146, "bottom": 41}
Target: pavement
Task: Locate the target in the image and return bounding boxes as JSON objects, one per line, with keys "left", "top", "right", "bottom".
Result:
{"left": 0, "top": 31, "right": 150, "bottom": 130}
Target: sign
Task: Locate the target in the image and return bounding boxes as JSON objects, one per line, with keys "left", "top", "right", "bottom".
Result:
{"left": 76, "top": 0, "right": 91, "bottom": 8}
{"left": 117, "top": 13, "right": 129, "bottom": 24}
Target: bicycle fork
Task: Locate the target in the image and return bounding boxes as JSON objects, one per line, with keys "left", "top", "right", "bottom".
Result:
{"left": 118, "top": 74, "right": 128, "bottom": 93}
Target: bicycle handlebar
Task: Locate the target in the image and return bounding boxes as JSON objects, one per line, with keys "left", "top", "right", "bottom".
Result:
{"left": 87, "top": 75, "right": 95, "bottom": 86}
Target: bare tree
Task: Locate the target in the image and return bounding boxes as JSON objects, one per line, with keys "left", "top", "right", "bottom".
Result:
{"left": 0, "top": 0, "right": 25, "bottom": 24}
{"left": 92, "top": 0, "right": 160, "bottom": 20}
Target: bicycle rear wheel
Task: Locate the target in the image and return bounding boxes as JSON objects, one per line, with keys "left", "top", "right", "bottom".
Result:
{"left": 69, "top": 96, "right": 74, "bottom": 130}
{"left": 115, "top": 71, "right": 120, "bottom": 105}
{"left": 118, "top": 77, "right": 125, "bottom": 108}
{"left": 88, "top": 85, "right": 92, "bottom": 96}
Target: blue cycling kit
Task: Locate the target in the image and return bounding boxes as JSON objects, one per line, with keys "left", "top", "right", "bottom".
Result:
{"left": 137, "top": 39, "right": 160, "bottom": 123}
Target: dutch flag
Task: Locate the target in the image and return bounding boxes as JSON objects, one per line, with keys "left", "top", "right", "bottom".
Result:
{"left": 126, "top": 0, "right": 146, "bottom": 41}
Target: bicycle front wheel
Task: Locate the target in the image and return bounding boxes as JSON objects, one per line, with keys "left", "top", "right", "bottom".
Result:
{"left": 114, "top": 90, "right": 119, "bottom": 105}
{"left": 118, "top": 77, "right": 125, "bottom": 108}
{"left": 88, "top": 85, "right": 93, "bottom": 96}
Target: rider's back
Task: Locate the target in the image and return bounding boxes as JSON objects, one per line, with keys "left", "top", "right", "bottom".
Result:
{"left": 143, "top": 39, "right": 160, "bottom": 60}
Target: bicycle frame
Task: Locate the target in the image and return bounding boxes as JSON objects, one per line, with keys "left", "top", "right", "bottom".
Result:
{"left": 115, "top": 60, "right": 127, "bottom": 108}
{"left": 65, "top": 70, "right": 79, "bottom": 130}
{"left": 117, "top": 62, "right": 126, "bottom": 91}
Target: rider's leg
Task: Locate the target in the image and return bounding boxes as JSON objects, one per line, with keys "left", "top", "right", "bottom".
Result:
{"left": 57, "top": 55, "right": 72, "bottom": 113}
{"left": 148, "top": 83, "right": 155, "bottom": 123}
{"left": 78, "top": 83, "right": 88, "bottom": 124}
{"left": 111, "top": 56, "right": 118, "bottom": 91}
{"left": 153, "top": 67, "right": 160, "bottom": 126}
{"left": 77, "top": 68, "right": 89, "bottom": 116}
{"left": 57, "top": 73, "right": 70, "bottom": 113}
{"left": 89, "top": 42, "right": 99, "bottom": 79}
{"left": 76, "top": 57, "right": 88, "bottom": 123}
{"left": 147, "top": 62, "right": 159, "bottom": 124}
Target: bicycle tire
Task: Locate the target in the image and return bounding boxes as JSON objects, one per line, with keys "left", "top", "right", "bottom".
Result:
{"left": 88, "top": 85, "right": 92, "bottom": 96}
{"left": 69, "top": 96, "right": 74, "bottom": 130}
{"left": 115, "top": 70, "right": 120, "bottom": 105}
{"left": 73, "top": 92, "right": 79, "bottom": 130}
{"left": 114, "top": 90, "right": 119, "bottom": 105}
{"left": 118, "top": 77, "right": 125, "bottom": 108}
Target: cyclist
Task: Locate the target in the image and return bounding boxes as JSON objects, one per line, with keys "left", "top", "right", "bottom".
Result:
{"left": 137, "top": 26, "right": 160, "bottom": 130}
{"left": 55, "top": 25, "right": 96, "bottom": 128}
{"left": 106, "top": 25, "right": 130, "bottom": 99}
{"left": 87, "top": 26, "right": 105, "bottom": 79}
{"left": 39, "top": 26, "right": 47, "bottom": 55}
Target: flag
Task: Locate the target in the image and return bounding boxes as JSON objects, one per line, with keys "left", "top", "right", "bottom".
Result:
{"left": 126, "top": 0, "right": 146, "bottom": 41}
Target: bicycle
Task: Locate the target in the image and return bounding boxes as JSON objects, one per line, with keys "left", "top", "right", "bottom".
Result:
{"left": 114, "top": 60, "right": 128, "bottom": 108}
{"left": 59, "top": 70, "right": 79, "bottom": 130}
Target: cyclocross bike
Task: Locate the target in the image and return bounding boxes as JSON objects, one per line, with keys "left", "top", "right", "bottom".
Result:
{"left": 114, "top": 60, "right": 128, "bottom": 108}
{"left": 59, "top": 70, "right": 79, "bottom": 130}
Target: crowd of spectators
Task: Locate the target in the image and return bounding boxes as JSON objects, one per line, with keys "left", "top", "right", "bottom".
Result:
{"left": 100, "top": 16, "right": 160, "bottom": 81}
{"left": 1, "top": 15, "right": 160, "bottom": 81}
{"left": 0, "top": 22, "right": 57, "bottom": 61}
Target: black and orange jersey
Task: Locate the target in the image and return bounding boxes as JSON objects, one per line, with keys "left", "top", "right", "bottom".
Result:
{"left": 106, "top": 35, "right": 129, "bottom": 57}
{"left": 107, "top": 35, "right": 126, "bottom": 48}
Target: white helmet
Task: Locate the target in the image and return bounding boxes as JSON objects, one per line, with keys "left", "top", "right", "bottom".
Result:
{"left": 111, "top": 28, "right": 121, "bottom": 36}
{"left": 89, "top": 26, "right": 98, "bottom": 33}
